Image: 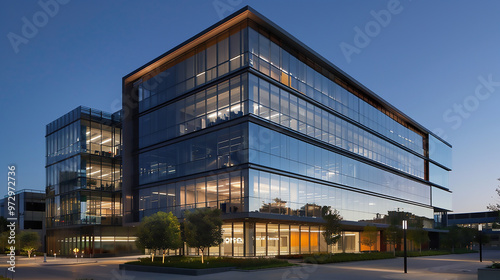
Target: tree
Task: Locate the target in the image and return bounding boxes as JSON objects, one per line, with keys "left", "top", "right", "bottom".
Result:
{"left": 0, "top": 231, "right": 10, "bottom": 252}
{"left": 321, "top": 206, "right": 343, "bottom": 252}
{"left": 184, "top": 208, "right": 223, "bottom": 264}
{"left": 383, "top": 211, "right": 408, "bottom": 256}
{"left": 385, "top": 224, "right": 401, "bottom": 256}
{"left": 408, "top": 218, "right": 429, "bottom": 252}
{"left": 361, "top": 225, "right": 378, "bottom": 253}
{"left": 19, "top": 231, "right": 40, "bottom": 258}
{"left": 441, "top": 225, "right": 475, "bottom": 252}
{"left": 487, "top": 179, "right": 500, "bottom": 211}
{"left": 136, "top": 211, "right": 182, "bottom": 263}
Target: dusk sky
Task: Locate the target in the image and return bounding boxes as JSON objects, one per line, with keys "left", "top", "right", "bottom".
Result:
{"left": 1, "top": 0, "right": 499, "bottom": 213}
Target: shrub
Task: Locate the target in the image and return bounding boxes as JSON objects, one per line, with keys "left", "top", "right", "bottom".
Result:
{"left": 490, "top": 262, "right": 500, "bottom": 269}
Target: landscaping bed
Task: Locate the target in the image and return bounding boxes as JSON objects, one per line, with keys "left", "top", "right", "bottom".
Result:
{"left": 124, "top": 256, "right": 293, "bottom": 271}
{"left": 478, "top": 263, "right": 500, "bottom": 280}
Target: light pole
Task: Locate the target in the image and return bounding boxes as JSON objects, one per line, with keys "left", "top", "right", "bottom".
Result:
{"left": 478, "top": 224, "right": 483, "bottom": 262}
{"left": 402, "top": 220, "right": 408, "bottom": 273}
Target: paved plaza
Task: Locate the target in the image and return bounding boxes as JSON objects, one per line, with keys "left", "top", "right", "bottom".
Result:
{"left": 3, "top": 250, "right": 499, "bottom": 280}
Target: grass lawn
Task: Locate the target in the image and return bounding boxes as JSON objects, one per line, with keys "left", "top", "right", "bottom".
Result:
{"left": 126, "top": 256, "right": 294, "bottom": 270}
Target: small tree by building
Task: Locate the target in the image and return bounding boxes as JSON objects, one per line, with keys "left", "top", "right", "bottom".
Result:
{"left": 135, "top": 211, "right": 182, "bottom": 263}
{"left": 183, "top": 208, "right": 223, "bottom": 264}
{"left": 361, "top": 225, "right": 378, "bottom": 253}
{"left": 19, "top": 231, "right": 41, "bottom": 258}
{"left": 384, "top": 210, "right": 408, "bottom": 256}
{"left": 408, "top": 218, "right": 429, "bottom": 252}
{"left": 385, "top": 224, "right": 402, "bottom": 256}
{"left": 321, "top": 206, "right": 343, "bottom": 252}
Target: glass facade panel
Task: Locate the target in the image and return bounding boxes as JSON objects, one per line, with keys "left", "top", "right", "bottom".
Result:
{"left": 290, "top": 225, "right": 300, "bottom": 254}
{"left": 137, "top": 26, "right": 248, "bottom": 112}
{"left": 233, "top": 222, "right": 244, "bottom": 256}
{"left": 429, "top": 135, "right": 452, "bottom": 169}
{"left": 256, "top": 223, "right": 266, "bottom": 256}
{"left": 432, "top": 187, "right": 452, "bottom": 211}
{"left": 300, "top": 225, "right": 310, "bottom": 254}
{"left": 280, "top": 224, "right": 289, "bottom": 255}
{"left": 429, "top": 162, "right": 449, "bottom": 188}
{"left": 222, "top": 223, "right": 233, "bottom": 256}
{"left": 268, "top": 223, "right": 279, "bottom": 255}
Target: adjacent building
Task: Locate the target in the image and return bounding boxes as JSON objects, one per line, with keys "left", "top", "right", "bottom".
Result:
{"left": 447, "top": 211, "right": 500, "bottom": 249}
{"left": 0, "top": 189, "right": 46, "bottom": 249}
{"left": 121, "top": 6, "right": 452, "bottom": 256}
{"left": 45, "top": 106, "right": 138, "bottom": 256}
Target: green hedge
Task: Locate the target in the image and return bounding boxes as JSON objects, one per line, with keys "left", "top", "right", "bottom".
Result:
{"left": 127, "top": 256, "right": 293, "bottom": 270}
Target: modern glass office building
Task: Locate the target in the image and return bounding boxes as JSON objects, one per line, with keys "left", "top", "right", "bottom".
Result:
{"left": 122, "top": 6, "right": 452, "bottom": 256}
{"left": 45, "top": 106, "right": 138, "bottom": 256}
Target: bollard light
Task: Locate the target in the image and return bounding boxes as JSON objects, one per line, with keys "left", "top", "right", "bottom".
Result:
{"left": 478, "top": 224, "right": 483, "bottom": 262}
{"left": 402, "top": 220, "right": 408, "bottom": 274}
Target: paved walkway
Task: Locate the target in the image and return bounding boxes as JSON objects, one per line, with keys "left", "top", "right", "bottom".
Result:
{"left": 7, "top": 251, "right": 500, "bottom": 280}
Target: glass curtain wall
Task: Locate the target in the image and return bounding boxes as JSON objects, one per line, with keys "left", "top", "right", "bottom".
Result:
{"left": 137, "top": 23, "right": 249, "bottom": 112}
{"left": 247, "top": 26, "right": 424, "bottom": 155}
{"left": 138, "top": 123, "right": 247, "bottom": 185}
{"left": 248, "top": 74, "right": 425, "bottom": 178}
{"left": 248, "top": 124, "right": 431, "bottom": 207}
{"left": 45, "top": 107, "right": 125, "bottom": 255}
{"left": 249, "top": 169, "right": 433, "bottom": 223}
{"left": 138, "top": 170, "right": 244, "bottom": 220}
{"left": 139, "top": 74, "right": 247, "bottom": 148}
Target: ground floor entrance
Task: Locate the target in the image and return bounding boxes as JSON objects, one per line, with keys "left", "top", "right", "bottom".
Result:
{"left": 161, "top": 221, "right": 362, "bottom": 257}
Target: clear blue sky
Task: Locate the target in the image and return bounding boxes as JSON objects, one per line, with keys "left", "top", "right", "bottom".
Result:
{"left": 1, "top": 0, "right": 499, "bottom": 213}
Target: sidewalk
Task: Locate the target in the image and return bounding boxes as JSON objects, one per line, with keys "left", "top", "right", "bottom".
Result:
{"left": 10, "top": 251, "right": 500, "bottom": 280}
{"left": 11, "top": 254, "right": 147, "bottom": 266}
{"left": 14, "top": 255, "right": 97, "bottom": 266}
